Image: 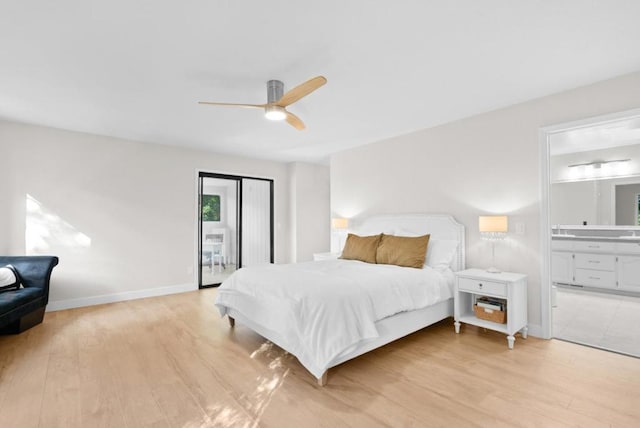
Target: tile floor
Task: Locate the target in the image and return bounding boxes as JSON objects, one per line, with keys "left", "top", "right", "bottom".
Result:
{"left": 553, "top": 286, "right": 640, "bottom": 357}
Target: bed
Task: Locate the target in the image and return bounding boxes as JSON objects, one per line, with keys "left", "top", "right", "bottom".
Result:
{"left": 214, "top": 214, "right": 465, "bottom": 385}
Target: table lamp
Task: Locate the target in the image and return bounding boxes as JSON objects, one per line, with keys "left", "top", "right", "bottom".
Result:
{"left": 331, "top": 218, "right": 349, "bottom": 252}
{"left": 479, "top": 215, "right": 508, "bottom": 273}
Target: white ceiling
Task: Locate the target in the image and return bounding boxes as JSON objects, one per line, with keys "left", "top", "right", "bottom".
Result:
{"left": 2, "top": 1, "right": 640, "bottom": 164}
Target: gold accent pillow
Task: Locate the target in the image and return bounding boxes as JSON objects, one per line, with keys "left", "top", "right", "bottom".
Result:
{"left": 340, "top": 233, "right": 382, "bottom": 264}
{"left": 376, "top": 234, "right": 430, "bottom": 268}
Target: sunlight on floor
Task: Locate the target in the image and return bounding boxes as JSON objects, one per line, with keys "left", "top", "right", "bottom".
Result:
{"left": 185, "top": 404, "right": 253, "bottom": 428}
{"left": 25, "top": 194, "right": 91, "bottom": 253}
{"left": 248, "top": 342, "right": 290, "bottom": 424}
{"left": 186, "top": 341, "right": 290, "bottom": 428}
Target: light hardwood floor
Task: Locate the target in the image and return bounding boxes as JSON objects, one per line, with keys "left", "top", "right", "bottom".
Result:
{"left": 1, "top": 289, "right": 639, "bottom": 428}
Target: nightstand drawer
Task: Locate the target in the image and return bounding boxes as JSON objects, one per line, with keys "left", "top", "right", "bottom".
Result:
{"left": 458, "top": 277, "right": 506, "bottom": 297}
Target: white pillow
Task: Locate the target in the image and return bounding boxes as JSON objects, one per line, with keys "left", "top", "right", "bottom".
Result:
{"left": 349, "top": 227, "right": 393, "bottom": 237}
{"left": 0, "top": 265, "right": 22, "bottom": 292}
{"left": 425, "top": 239, "right": 459, "bottom": 270}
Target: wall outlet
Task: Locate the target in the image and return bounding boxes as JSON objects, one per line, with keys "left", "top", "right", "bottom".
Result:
{"left": 515, "top": 222, "right": 525, "bottom": 235}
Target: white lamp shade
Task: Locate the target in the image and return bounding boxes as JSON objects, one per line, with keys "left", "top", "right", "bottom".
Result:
{"left": 479, "top": 215, "right": 508, "bottom": 233}
{"left": 331, "top": 218, "right": 349, "bottom": 229}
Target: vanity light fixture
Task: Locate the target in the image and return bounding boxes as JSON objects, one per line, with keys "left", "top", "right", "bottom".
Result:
{"left": 568, "top": 159, "right": 630, "bottom": 169}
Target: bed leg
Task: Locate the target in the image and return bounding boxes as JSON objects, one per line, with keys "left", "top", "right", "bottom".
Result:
{"left": 228, "top": 316, "right": 235, "bottom": 328}
{"left": 317, "top": 371, "right": 328, "bottom": 386}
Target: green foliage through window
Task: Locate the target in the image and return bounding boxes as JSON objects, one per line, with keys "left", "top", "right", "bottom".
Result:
{"left": 202, "top": 195, "right": 221, "bottom": 221}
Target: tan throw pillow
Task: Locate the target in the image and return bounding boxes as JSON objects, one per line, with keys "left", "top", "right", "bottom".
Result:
{"left": 376, "top": 234, "right": 430, "bottom": 268}
{"left": 340, "top": 233, "right": 382, "bottom": 264}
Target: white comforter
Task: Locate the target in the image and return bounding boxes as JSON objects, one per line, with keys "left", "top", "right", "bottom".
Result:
{"left": 214, "top": 259, "right": 453, "bottom": 378}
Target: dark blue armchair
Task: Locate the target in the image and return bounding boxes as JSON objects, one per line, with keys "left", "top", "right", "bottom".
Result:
{"left": 0, "top": 256, "right": 58, "bottom": 334}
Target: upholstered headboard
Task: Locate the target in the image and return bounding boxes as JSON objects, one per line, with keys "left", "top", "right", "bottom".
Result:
{"left": 352, "top": 213, "right": 466, "bottom": 272}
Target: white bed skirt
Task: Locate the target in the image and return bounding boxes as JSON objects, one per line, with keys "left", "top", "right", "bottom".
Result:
{"left": 225, "top": 298, "right": 453, "bottom": 379}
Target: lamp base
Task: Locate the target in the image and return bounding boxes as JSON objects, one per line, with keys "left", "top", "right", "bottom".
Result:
{"left": 486, "top": 267, "right": 501, "bottom": 273}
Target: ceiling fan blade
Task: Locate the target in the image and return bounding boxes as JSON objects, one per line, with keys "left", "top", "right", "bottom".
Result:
{"left": 285, "top": 110, "right": 306, "bottom": 131}
{"left": 198, "top": 101, "right": 266, "bottom": 109}
{"left": 276, "top": 76, "right": 327, "bottom": 107}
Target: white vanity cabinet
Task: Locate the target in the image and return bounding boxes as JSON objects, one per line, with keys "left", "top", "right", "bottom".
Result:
{"left": 552, "top": 238, "right": 640, "bottom": 294}
{"left": 616, "top": 242, "right": 640, "bottom": 291}
{"left": 618, "top": 255, "right": 640, "bottom": 291}
{"left": 551, "top": 251, "right": 574, "bottom": 284}
{"left": 573, "top": 252, "right": 616, "bottom": 289}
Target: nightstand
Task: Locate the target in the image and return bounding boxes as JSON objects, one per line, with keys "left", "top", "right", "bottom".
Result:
{"left": 454, "top": 268, "right": 528, "bottom": 349}
{"left": 313, "top": 252, "right": 341, "bottom": 261}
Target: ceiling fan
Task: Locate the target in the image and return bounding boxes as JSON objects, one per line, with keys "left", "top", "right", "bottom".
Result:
{"left": 199, "top": 76, "right": 327, "bottom": 131}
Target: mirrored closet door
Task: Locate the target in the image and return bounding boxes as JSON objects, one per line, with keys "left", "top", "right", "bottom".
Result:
{"left": 198, "top": 172, "right": 273, "bottom": 288}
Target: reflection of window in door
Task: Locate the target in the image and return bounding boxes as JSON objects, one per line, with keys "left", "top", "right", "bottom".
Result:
{"left": 202, "top": 195, "right": 220, "bottom": 221}
{"left": 637, "top": 194, "right": 640, "bottom": 225}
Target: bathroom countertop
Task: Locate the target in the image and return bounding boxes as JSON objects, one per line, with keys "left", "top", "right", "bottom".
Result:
{"left": 552, "top": 235, "right": 640, "bottom": 242}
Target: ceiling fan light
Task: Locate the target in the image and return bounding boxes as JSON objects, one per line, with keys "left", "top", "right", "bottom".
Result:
{"left": 265, "top": 105, "right": 286, "bottom": 121}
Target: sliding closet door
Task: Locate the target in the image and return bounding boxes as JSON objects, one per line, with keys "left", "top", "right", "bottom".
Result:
{"left": 240, "top": 178, "right": 274, "bottom": 267}
{"left": 197, "top": 172, "right": 273, "bottom": 288}
{"left": 198, "top": 174, "right": 241, "bottom": 288}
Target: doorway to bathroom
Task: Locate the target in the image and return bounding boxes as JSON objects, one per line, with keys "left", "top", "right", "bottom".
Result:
{"left": 542, "top": 109, "right": 640, "bottom": 357}
{"left": 198, "top": 172, "right": 273, "bottom": 288}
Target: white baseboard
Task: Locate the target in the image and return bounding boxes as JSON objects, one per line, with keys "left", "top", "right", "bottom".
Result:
{"left": 46, "top": 282, "right": 197, "bottom": 312}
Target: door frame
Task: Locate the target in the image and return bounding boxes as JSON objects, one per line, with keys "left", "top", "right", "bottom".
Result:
{"left": 538, "top": 107, "right": 640, "bottom": 338}
{"left": 195, "top": 170, "right": 275, "bottom": 288}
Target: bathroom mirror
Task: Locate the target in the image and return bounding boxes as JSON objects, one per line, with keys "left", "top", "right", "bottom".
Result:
{"left": 550, "top": 178, "right": 640, "bottom": 226}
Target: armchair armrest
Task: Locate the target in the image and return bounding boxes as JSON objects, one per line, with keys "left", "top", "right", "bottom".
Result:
{"left": 0, "top": 256, "right": 59, "bottom": 305}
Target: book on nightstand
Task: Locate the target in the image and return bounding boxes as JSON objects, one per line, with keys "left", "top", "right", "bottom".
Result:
{"left": 476, "top": 296, "right": 506, "bottom": 311}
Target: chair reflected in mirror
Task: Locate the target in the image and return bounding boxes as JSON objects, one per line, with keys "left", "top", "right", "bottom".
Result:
{"left": 203, "top": 233, "right": 225, "bottom": 273}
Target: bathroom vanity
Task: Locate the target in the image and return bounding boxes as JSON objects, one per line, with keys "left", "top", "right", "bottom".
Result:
{"left": 552, "top": 225, "right": 640, "bottom": 294}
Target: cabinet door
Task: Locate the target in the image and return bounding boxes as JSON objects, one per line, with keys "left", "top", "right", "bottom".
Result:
{"left": 618, "top": 256, "right": 640, "bottom": 291}
{"left": 551, "top": 252, "right": 573, "bottom": 284}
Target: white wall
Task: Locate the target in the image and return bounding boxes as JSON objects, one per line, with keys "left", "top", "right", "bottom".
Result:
{"left": 0, "top": 173, "right": 7, "bottom": 254}
{"left": 0, "top": 120, "right": 292, "bottom": 308}
{"left": 288, "top": 162, "right": 330, "bottom": 262}
{"left": 330, "top": 71, "right": 640, "bottom": 335}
